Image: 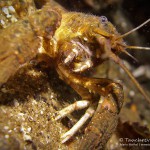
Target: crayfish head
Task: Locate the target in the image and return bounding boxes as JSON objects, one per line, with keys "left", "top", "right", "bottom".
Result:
{"left": 110, "top": 18, "right": 150, "bottom": 58}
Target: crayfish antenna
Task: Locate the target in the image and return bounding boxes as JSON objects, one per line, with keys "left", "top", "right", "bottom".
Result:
{"left": 120, "top": 62, "right": 150, "bottom": 103}
{"left": 126, "top": 46, "right": 150, "bottom": 50}
{"left": 117, "top": 19, "right": 150, "bottom": 40}
{"left": 110, "top": 54, "right": 150, "bottom": 104}
{"left": 122, "top": 50, "right": 138, "bottom": 62}
{"left": 117, "top": 19, "right": 150, "bottom": 101}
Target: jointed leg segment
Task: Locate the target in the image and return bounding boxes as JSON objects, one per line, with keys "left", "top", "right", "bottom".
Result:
{"left": 60, "top": 106, "right": 95, "bottom": 143}
{"left": 55, "top": 65, "right": 123, "bottom": 143}
{"left": 55, "top": 100, "right": 90, "bottom": 120}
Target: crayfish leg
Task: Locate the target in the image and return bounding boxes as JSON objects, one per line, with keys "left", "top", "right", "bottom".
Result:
{"left": 56, "top": 65, "right": 124, "bottom": 143}
{"left": 60, "top": 106, "right": 95, "bottom": 143}
{"left": 55, "top": 100, "right": 90, "bottom": 120}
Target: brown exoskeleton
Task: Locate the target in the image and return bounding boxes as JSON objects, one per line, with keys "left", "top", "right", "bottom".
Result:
{"left": 50, "top": 11, "right": 150, "bottom": 143}
{"left": 0, "top": 0, "right": 150, "bottom": 146}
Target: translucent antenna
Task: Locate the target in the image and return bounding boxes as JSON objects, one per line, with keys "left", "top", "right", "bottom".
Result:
{"left": 110, "top": 54, "right": 150, "bottom": 103}
{"left": 123, "top": 50, "right": 138, "bottom": 62}
{"left": 119, "top": 62, "right": 150, "bottom": 103}
{"left": 117, "top": 19, "right": 150, "bottom": 40}
{"left": 126, "top": 46, "right": 150, "bottom": 50}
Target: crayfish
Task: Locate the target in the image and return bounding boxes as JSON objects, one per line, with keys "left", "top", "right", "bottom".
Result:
{"left": 0, "top": 0, "right": 150, "bottom": 147}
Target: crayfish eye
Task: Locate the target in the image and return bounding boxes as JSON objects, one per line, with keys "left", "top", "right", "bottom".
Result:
{"left": 99, "top": 16, "right": 108, "bottom": 24}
